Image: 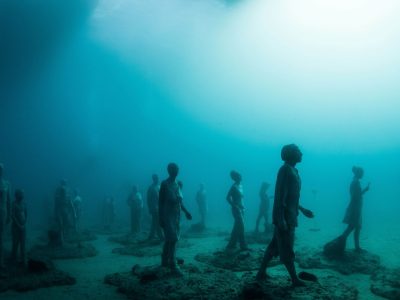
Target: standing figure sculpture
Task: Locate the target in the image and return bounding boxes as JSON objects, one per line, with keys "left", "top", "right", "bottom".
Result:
{"left": 72, "top": 189, "right": 82, "bottom": 232}
{"left": 226, "top": 170, "right": 248, "bottom": 251}
{"left": 256, "top": 144, "right": 314, "bottom": 287}
{"left": 159, "top": 163, "right": 192, "bottom": 276}
{"left": 196, "top": 184, "right": 207, "bottom": 230}
{"left": 0, "top": 163, "right": 11, "bottom": 269}
{"left": 103, "top": 197, "right": 115, "bottom": 231}
{"left": 341, "top": 166, "right": 370, "bottom": 251}
{"left": 255, "top": 182, "right": 271, "bottom": 234}
{"left": 11, "top": 189, "right": 27, "bottom": 265}
{"left": 127, "top": 186, "right": 143, "bottom": 234}
{"left": 147, "top": 174, "right": 163, "bottom": 240}
{"left": 54, "top": 180, "right": 75, "bottom": 242}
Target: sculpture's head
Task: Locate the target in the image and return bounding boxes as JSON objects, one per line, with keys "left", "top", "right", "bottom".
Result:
{"left": 167, "top": 163, "right": 179, "bottom": 178}
{"left": 352, "top": 166, "right": 364, "bottom": 179}
{"left": 281, "top": 144, "right": 302, "bottom": 165}
{"left": 152, "top": 174, "right": 159, "bottom": 184}
{"left": 230, "top": 170, "right": 242, "bottom": 183}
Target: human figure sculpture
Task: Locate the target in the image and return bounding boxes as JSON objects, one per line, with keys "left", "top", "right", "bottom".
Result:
{"left": 159, "top": 163, "right": 192, "bottom": 276}
{"left": 255, "top": 182, "right": 271, "bottom": 234}
{"left": 0, "top": 163, "right": 11, "bottom": 269}
{"left": 147, "top": 174, "right": 163, "bottom": 240}
{"left": 127, "top": 186, "right": 143, "bottom": 234}
{"left": 11, "top": 189, "right": 27, "bottom": 265}
{"left": 54, "top": 180, "right": 74, "bottom": 243}
{"left": 256, "top": 144, "right": 314, "bottom": 287}
{"left": 341, "top": 166, "right": 370, "bottom": 251}
{"left": 226, "top": 170, "right": 248, "bottom": 251}
{"left": 196, "top": 184, "right": 207, "bottom": 229}
{"left": 72, "top": 189, "right": 82, "bottom": 232}
{"left": 103, "top": 197, "right": 115, "bottom": 231}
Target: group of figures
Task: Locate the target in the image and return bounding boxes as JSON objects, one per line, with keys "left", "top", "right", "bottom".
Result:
{"left": 0, "top": 142, "right": 371, "bottom": 289}
{"left": 119, "top": 143, "right": 370, "bottom": 284}
{"left": 55, "top": 181, "right": 117, "bottom": 236}
{"left": 225, "top": 144, "right": 370, "bottom": 287}
{"left": 0, "top": 170, "right": 85, "bottom": 270}
{"left": 125, "top": 174, "right": 208, "bottom": 240}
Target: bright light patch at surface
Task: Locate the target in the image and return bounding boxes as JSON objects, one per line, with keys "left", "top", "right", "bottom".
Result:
{"left": 92, "top": 0, "right": 400, "bottom": 152}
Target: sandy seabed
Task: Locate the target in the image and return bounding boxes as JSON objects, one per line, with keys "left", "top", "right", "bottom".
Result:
{"left": 0, "top": 222, "right": 398, "bottom": 300}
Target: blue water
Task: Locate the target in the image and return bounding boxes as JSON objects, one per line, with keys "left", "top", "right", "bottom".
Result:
{"left": 0, "top": 1, "right": 400, "bottom": 297}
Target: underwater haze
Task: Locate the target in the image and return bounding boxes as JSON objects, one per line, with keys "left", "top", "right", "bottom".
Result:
{"left": 1, "top": 0, "right": 400, "bottom": 299}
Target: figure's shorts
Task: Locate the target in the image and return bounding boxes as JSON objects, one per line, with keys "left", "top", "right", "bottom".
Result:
{"left": 267, "top": 226, "right": 295, "bottom": 264}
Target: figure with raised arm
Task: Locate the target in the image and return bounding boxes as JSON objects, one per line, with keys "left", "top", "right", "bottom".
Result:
{"left": 341, "top": 166, "right": 370, "bottom": 252}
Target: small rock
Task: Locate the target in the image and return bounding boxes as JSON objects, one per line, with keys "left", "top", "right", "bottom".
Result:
{"left": 371, "top": 267, "right": 400, "bottom": 300}
{"left": 298, "top": 271, "right": 318, "bottom": 282}
{"left": 28, "top": 256, "right": 54, "bottom": 273}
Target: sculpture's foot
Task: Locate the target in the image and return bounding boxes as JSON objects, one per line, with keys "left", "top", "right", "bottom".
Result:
{"left": 291, "top": 278, "right": 306, "bottom": 288}
{"left": 256, "top": 270, "right": 271, "bottom": 281}
{"left": 355, "top": 247, "right": 365, "bottom": 253}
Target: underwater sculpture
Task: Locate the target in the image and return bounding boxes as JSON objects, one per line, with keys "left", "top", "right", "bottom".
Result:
{"left": 255, "top": 182, "right": 271, "bottom": 234}
{"left": 72, "top": 189, "right": 82, "bottom": 232}
{"left": 323, "top": 166, "right": 370, "bottom": 257}
{"left": 159, "top": 163, "right": 192, "bottom": 276}
{"left": 256, "top": 144, "right": 314, "bottom": 287}
{"left": 54, "top": 179, "right": 75, "bottom": 244}
{"left": 0, "top": 163, "right": 11, "bottom": 269}
{"left": 102, "top": 196, "right": 115, "bottom": 231}
{"left": 342, "top": 166, "right": 370, "bottom": 251}
{"left": 147, "top": 174, "right": 163, "bottom": 240}
{"left": 30, "top": 183, "right": 97, "bottom": 260}
{"left": 195, "top": 183, "right": 207, "bottom": 230}
{"left": 127, "top": 185, "right": 143, "bottom": 234}
{"left": 226, "top": 170, "right": 248, "bottom": 251}
{"left": 11, "top": 189, "right": 27, "bottom": 265}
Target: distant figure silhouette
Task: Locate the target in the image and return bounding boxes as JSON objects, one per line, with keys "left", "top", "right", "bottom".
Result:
{"left": 0, "top": 163, "right": 11, "bottom": 269}
{"left": 341, "top": 166, "right": 370, "bottom": 251}
{"left": 127, "top": 185, "right": 143, "bottom": 234}
{"left": 103, "top": 197, "right": 115, "bottom": 231}
{"left": 256, "top": 144, "right": 314, "bottom": 287}
{"left": 11, "top": 189, "right": 27, "bottom": 265}
{"left": 255, "top": 182, "right": 271, "bottom": 234}
{"left": 54, "top": 179, "right": 74, "bottom": 243}
{"left": 226, "top": 170, "right": 248, "bottom": 251}
{"left": 196, "top": 184, "right": 207, "bottom": 230}
{"left": 72, "top": 189, "right": 82, "bottom": 232}
{"left": 147, "top": 174, "right": 163, "bottom": 241}
{"left": 159, "top": 163, "right": 192, "bottom": 276}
